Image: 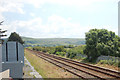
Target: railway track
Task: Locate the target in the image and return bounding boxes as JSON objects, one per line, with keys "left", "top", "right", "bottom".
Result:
{"left": 43, "top": 53, "right": 120, "bottom": 78}
{"left": 26, "top": 49, "right": 120, "bottom": 80}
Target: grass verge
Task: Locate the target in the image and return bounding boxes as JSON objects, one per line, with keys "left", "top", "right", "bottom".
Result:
{"left": 25, "top": 49, "right": 78, "bottom": 78}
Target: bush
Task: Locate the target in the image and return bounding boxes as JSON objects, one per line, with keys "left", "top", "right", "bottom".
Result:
{"left": 84, "top": 29, "right": 120, "bottom": 61}
{"left": 56, "top": 52, "right": 66, "bottom": 56}
{"left": 98, "top": 60, "right": 120, "bottom": 67}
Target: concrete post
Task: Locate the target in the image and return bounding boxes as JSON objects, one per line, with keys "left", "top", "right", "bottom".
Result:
{"left": 0, "top": 44, "right": 2, "bottom": 79}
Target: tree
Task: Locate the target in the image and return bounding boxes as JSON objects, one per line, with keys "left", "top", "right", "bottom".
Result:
{"left": 55, "top": 46, "right": 64, "bottom": 52}
{"left": 0, "top": 21, "right": 7, "bottom": 44}
{"left": 8, "top": 32, "right": 24, "bottom": 44}
{"left": 68, "top": 45, "right": 74, "bottom": 48}
{"left": 0, "top": 21, "right": 7, "bottom": 38}
{"left": 84, "top": 29, "right": 120, "bottom": 61}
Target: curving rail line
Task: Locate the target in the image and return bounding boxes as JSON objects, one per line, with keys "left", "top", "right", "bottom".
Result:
{"left": 26, "top": 49, "right": 120, "bottom": 80}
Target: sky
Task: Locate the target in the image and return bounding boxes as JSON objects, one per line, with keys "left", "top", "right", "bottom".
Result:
{"left": 0, "top": 0, "right": 119, "bottom": 38}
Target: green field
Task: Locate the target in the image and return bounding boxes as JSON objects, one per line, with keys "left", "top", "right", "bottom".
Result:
{"left": 22, "top": 37, "right": 85, "bottom": 47}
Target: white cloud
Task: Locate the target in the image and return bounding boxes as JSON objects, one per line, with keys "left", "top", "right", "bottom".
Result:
{"left": 0, "top": 13, "right": 4, "bottom": 21}
{"left": 0, "top": 0, "right": 118, "bottom": 38}
{"left": 0, "top": 15, "right": 83, "bottom": 38}
{"left": 0, "top": 0, "right": 25, "bottom": 14}
{"left": 30, "top": 13, "right": 35, "bottom": 17}
{"left": 68, "top": 17, "right": 72, "bottom": 21}
{"left": 0, "top": 0, "right": 25, "bottom": 23}
{"left": 26, "top": 0, "right": 119, "bottom": 8}
{"left": 0, "top": 0, "right": 118, "bottom": 14}
{"left": 0, "top": 14, "right": 118, "bottom": 38}
{"left": 0, "top": 0, "right": 118, "bottom": 21}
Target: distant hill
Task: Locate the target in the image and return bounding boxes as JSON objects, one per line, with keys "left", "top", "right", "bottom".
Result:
{"left": 22, "top": 37, "right": 86, "bottom": 47}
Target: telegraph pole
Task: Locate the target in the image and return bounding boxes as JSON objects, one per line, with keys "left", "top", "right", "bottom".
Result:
{"left": 118, "top": 1, "right": 120, "bottom": 37}
{"left": 0, "top": 21, "right": 7, "bottom": 44}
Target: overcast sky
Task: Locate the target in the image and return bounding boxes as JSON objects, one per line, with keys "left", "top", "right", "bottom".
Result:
{"left": 0, "top": 0, "right": 119, "bottom": 38}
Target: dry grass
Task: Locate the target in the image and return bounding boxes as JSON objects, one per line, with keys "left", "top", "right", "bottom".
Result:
{"left": 95, "top": 64, "right": 119, "bottom": 71}
{"left": 25, "top": 49, "right": 78, "bottom": 78}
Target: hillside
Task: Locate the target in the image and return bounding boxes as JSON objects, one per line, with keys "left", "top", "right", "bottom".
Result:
{"left": 22, "top": 37, "right": 85, "bottom": 47}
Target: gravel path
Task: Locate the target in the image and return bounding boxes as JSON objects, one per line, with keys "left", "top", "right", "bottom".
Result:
{"left": 23, "top": 57, "right": 43, "bottom": 79}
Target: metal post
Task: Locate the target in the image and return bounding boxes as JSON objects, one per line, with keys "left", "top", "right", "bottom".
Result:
{"left": 118, "top": 2, "right": 120, "bottom": 75}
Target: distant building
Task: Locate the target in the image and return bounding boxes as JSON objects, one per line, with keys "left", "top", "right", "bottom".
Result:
{"left": 1, "top": 41, "right": 24, "bottom": 78}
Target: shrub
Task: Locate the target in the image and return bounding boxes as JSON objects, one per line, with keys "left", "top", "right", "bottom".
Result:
{"left": 98, "top": 60, "right": 120, "bottom": 67}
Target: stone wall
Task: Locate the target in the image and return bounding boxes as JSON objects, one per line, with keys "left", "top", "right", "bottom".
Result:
{"left": 97, "top": 55, "right": 120, "bottom": 62}
{"left": 1, "top": 69, "right": 10, "bottom": 79}
{"left": 77, "top": 54, "right": 87, "bottom": 58}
